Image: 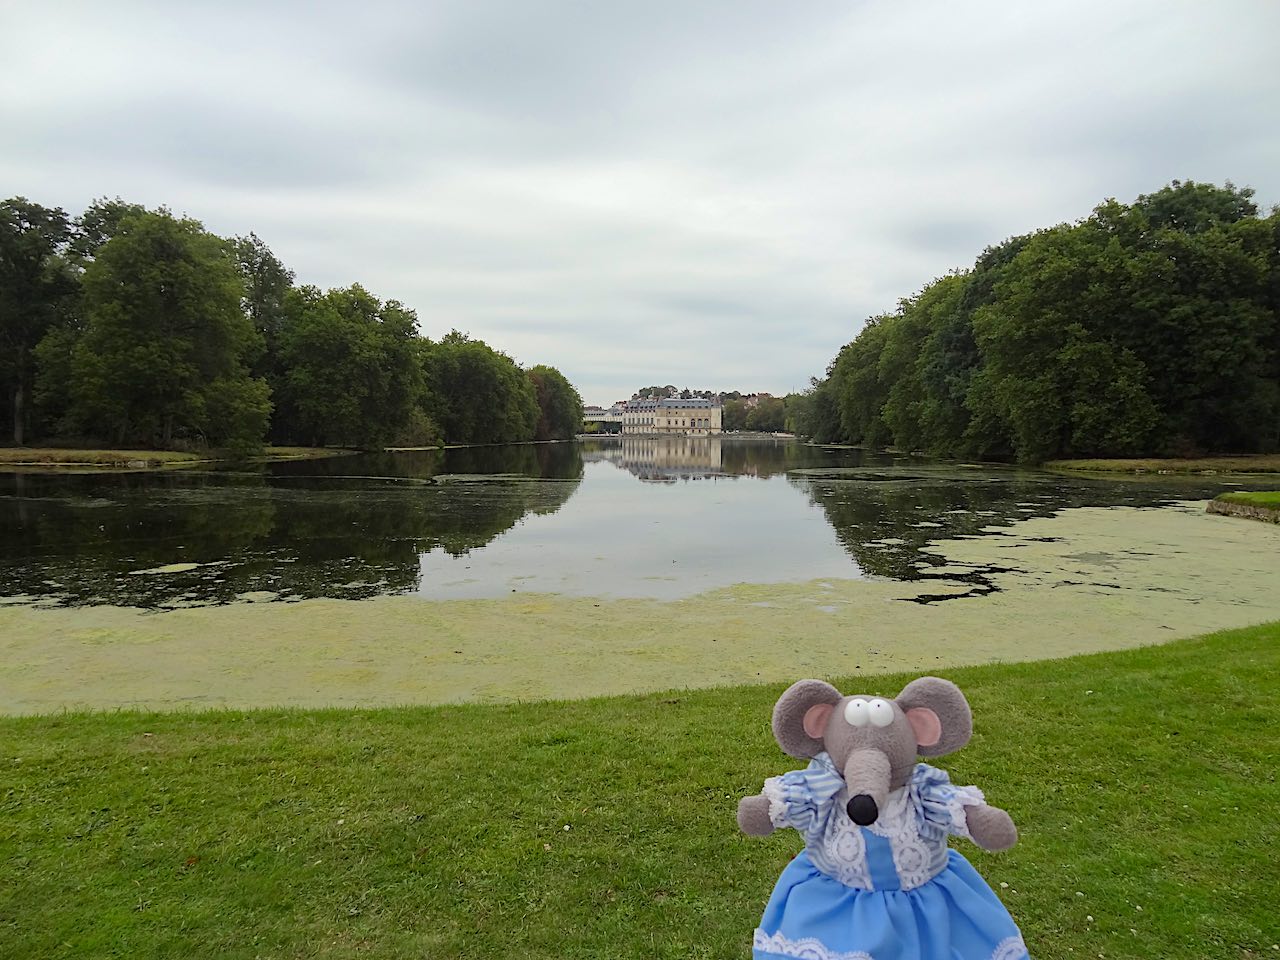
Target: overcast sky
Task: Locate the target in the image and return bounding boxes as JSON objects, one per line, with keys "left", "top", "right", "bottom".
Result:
{"left": 4, "top": 1, "right": 1278, "bottom": 405}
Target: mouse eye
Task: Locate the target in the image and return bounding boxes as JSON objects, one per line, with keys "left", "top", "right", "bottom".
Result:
{"left": 844, "top": 698, "right": 869, "bottom": 727}
{"left": 868, "top": 698, "right": 895, "bottom": 727}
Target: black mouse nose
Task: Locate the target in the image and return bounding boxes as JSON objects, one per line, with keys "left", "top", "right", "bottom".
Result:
{"left": 846, "top": 794, "right": 878, "bottom": 825}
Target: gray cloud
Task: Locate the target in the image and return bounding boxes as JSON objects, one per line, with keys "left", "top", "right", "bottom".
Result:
{"left": 3, "top": 0, "right": 1278, "bottom": 404}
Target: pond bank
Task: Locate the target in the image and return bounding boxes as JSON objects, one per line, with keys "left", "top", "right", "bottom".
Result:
{"left": 0, "top": 445, "right": 351, "bottom": 470}
{"left": 1045, "top": 454, "right": 1280, "bottom": 473}
{"left": 1207, "top": 490, "right": 1280, "bottom": 523}
{"left": 3, "top": 500, "right": 1279, "bottom": 714}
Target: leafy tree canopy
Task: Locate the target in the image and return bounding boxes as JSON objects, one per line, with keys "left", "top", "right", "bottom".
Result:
{"left": 0, "top": 197, "right": 77, "bottom": 443}
{"left": 793, "top": 180, "right": 1279, "bottom": 462}
{"left": 528, "top": 364, "right": 583, "bottom": 440}
{"left": 67, "top": 209, "right": 269, "bottom": 451}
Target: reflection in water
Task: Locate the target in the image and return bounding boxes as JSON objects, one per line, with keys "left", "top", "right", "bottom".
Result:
{"left": 787, "top": 463, "right": 1234, "bottom": 593}
{"left": 0, "top": 438, "right": 1257, "bottom": 608}
{"left": 580, "top": 435, "right": 809, "bottom": 480}
{"left": 620, "top": 435, "right": 722, "bottom": 481}
{"left": 0, "top": 444, "right": 582, "bottom": 608}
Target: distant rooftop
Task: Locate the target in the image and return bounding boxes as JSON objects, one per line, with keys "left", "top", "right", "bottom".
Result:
{"left": 624, "top": 396, "right": 721, "bottom": 409}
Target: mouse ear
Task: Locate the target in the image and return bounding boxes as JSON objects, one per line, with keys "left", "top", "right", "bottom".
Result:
{"left": 895, "top": 677, "right": 972, "bottom": 757}
{"left": 772, "top": 679, "right": 841, "bottom": 758}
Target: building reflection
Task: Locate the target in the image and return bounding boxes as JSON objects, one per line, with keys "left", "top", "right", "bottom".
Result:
{"left": 620, "top": 436, "right": 723, "bottom": 482}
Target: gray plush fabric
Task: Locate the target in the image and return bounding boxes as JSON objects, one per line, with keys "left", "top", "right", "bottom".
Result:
{"left": 840, "top": 747, "right": 892, "bottom": 815}
{"left": 737, "top": 794, "right": 776, "bottom": 836}
{"left": 771, "top": 679, "right": 842, "bottom": 758}
{"left": 895, "top": 676, "right": 973, "bottom": 757}
{"left": 739, "top": 674, "right": 1017, "bottom": 853}
{"left": 962, "top": 802, "right": 1019, "bottom": 851}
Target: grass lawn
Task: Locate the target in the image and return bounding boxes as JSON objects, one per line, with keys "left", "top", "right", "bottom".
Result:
{"left": 2, "top": 622, "right": 1277, "bottom": 959}
{"left": 0, "top": 446, "right": 350, "bottom": 467}
{"left": 1215, "top": 490, "right": 1280, "bottom": 509}
{"left": 1045, "top": 454, "right": 1280, "bottom": 473}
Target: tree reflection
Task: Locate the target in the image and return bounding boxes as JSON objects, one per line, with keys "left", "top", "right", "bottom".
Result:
{"left": 787, "top": 465, "right": 1214, "bottom": 582}
{"left": 0, "top": 447, "right": 583, "bottom": 607}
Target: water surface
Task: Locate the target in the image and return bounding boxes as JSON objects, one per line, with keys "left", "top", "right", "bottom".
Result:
{"left": 0, "top": 437, "right": 1263, "bottom": 608}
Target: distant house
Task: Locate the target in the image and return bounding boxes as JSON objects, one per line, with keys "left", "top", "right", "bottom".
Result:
{"left": 622, "top": 396, "right": 722, "bottom": 435}
{"left": 583, "top": 402, "right": 625, "bottom": 433}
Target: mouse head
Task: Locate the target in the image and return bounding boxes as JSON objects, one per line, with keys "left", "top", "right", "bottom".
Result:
{"left": 771, "top": 676, "right": 972, "bottom": 826}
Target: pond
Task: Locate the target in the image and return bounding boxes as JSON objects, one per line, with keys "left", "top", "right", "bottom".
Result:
{"left": 0, "top": 437, "right": 1258, "bottom": 609}
{"left": 6, "top": 437, "right": 1280, "bottom": 712}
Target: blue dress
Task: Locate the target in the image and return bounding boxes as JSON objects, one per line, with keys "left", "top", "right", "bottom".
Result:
{"left": 753, "top": 753, "right": 1029, "bottom": 960}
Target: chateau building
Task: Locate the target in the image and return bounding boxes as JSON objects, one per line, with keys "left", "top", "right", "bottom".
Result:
{"left": 622, "top": 397, "right": 722, "bottom": 435}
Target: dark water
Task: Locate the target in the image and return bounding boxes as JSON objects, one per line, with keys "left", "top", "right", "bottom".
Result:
{"left": 0, "top": 438, "right": 1261, "bottom": 608}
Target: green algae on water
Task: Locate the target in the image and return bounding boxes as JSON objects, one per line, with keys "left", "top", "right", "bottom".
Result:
{"left": 2, "top": 501, "right": 1279, "bottom": 715}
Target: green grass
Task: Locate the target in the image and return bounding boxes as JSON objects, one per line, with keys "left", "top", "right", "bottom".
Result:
{"left": 1216, "top": 490, "right": 1280, "bottom": 508}
{"left": 2, "top": 623, "right": 1278, "bottom": 959}
{"left": 1046, "top": 454, "right": 1280, "bottom": 473}
{"left": 0, "top": 448, "right": 210, "bottom": 466}
{"left": 0, "top": 446, "right": 348, "bottom": 467}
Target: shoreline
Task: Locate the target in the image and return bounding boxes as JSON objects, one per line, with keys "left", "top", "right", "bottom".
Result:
{"left": 0, "top": 445, "right": 354, "bottom": 470}
{"left": 1045, "top": 454, "right": 1280, "bottom": 474}
{"left": 4, "top": 500, "right": 1279, "bottom": 715}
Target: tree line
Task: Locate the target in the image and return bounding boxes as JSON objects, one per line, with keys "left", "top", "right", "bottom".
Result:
{"left": 1, "top": 198, "right": 584, "bottom": 453}
{"left": 788, "top": 181, "right": 1280, "bottom": 462}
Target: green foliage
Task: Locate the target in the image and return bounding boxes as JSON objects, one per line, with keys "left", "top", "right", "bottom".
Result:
{"left": 744, "top": 395, "right": 785, "bottom": 432}
{"left": 230, "top": 232, "right": 294, "bottom": 343}
{"left": 722, "top": 397, "right": 748, "bottom": 431}
{"left": 71, "top": 196, "right": 148, "bottom": 262}
{"left": 3, "top": 194, "right": 586, "bottom": 454}
{"left": 811, "top": 181, "right": 1279, "bottom": 462}
{"left": 527, "top": 364, "right": 583, "bottom": 440}
{"left": 66, "top": 210, "right": 268, "bottom": 450}
{"left": 275, "top": 285, "right": 422, "bottom": 449}
{"left": 835, "top": 319, "right": 893, "bottom": 446}
{"left": 204, "top": 376, "right": 273, "bottom": 457}
{"left": 420, "top": 332, "right": 539, "bottom": 444}
{"left": 30, "top": 321, "right": 81, "bottom": 434}
{"left": 787, "top": 371, "right": 845, "bottom": 443}
{"left": 0, "top": 197, "right": 78, "bottom": 444}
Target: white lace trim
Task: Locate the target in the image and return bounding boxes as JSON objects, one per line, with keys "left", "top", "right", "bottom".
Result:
{"left": 753, "top": 929, "right": 873, "bottom": 960}
{"left": 942, "top": 784, "right": 985, "bottom": 841}
{"left": 812, "top": 800, "right": 872, "bottom": 889}
{"left": 862, "top": 785, "right": 911, "bottom": 839}
{"left": 990, "top": 934, "right": 1029, "bottom": 960}
{"left": 754, "top": 929, "right": 1026, "bottom": 960}
{"left": 761, "top": 776, "right": 791, "bottom": 828}
{"left": 862, "top": 785, "right": 947, "bottom": 891}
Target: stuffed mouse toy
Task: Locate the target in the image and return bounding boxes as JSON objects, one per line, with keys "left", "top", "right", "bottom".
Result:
{"left": 738, "top": 676, "right": 1029, "bottom": 960}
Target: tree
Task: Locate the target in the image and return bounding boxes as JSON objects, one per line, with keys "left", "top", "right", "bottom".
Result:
{"left": 67, "top": 210, "right": 269, "bottom": 450}
{"left": 0, "top": 198, "right": 77, "bottom": 444}
{"left": 722, "top": 397, "right": 748, "bottom": 431}
{"left": 231, "top": 233, "right": 294, "bottom": 348}
{"left": 419, "top": 332, "right": 538, "bottom": 444}
{"left": 745, "top": 395, "right": 786, "bottom": 432}
{"left": 276, "top": 284, "right": 422, "bottom": 448}
{"left": 802, "top": 180, "right": 1280, "bottom": 461}
{"left": 833, "top": 318, "right": 893, "bottom": 446}
{"left": 527, "top": 364, "right": 583, "bottom": 440}
{"left": 787, "top": 374, "right": 843, "bottom": 441}
{"left": 230, "top": 234, "right": 296, "bottom": 440}
{"left": 1132, "top": 179, "right": 1256, "bottom": 235}
{"left": 72, "top": 197, "right": 148, "bottom": 262}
